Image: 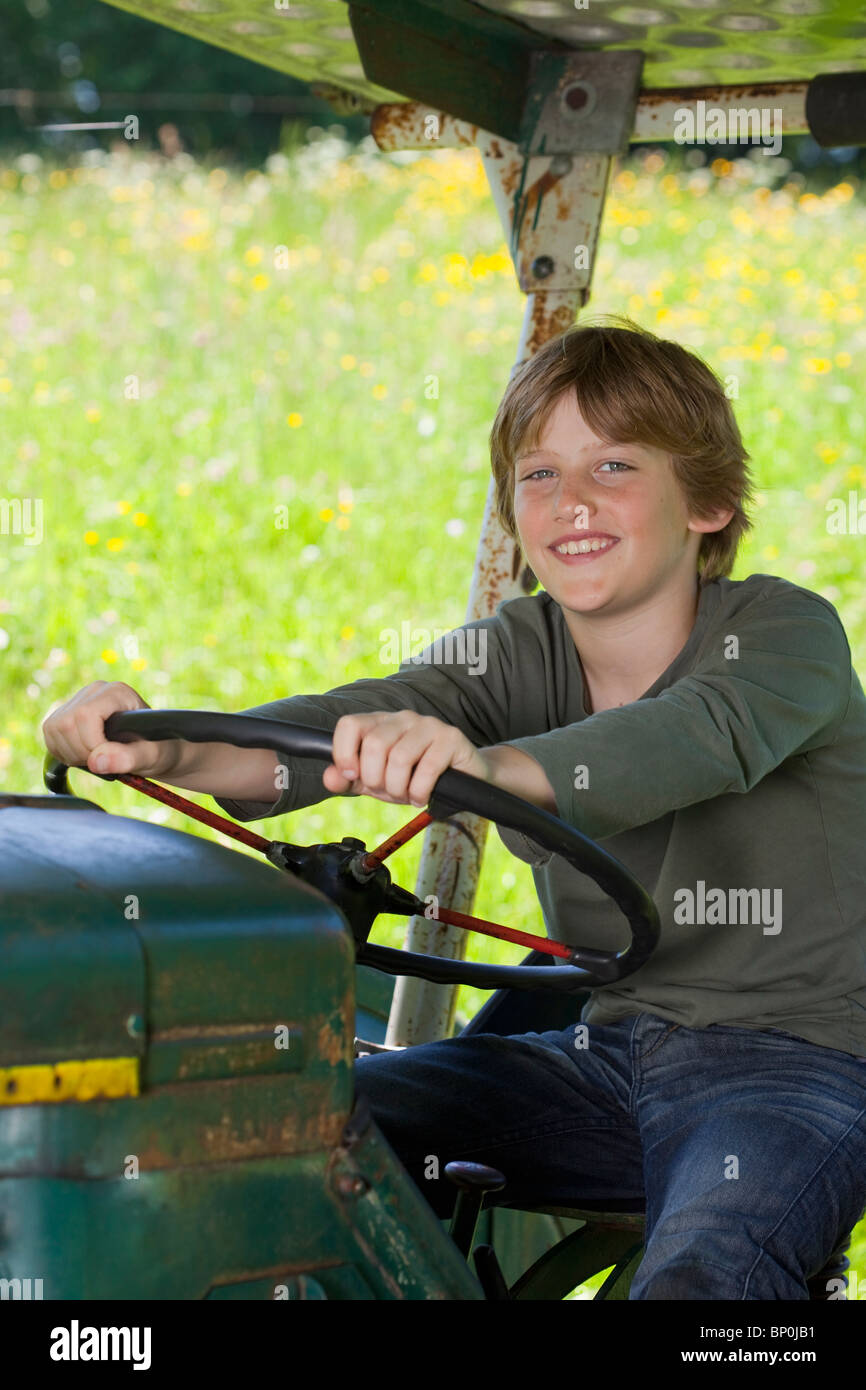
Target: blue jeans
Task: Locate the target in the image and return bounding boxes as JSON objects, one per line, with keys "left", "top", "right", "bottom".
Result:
{"left": 353, "top": 1012, "right": 866, "bottom": 1299}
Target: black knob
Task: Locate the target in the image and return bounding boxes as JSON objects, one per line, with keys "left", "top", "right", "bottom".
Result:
{"left": 444, "top": 1161, "right": 506, "bottom": 1193}
{"left": 445, "top": 1162, "right": 506, "bottom": 1260}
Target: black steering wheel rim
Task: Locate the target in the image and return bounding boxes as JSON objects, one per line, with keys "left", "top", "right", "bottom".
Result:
{"left": 43, "top": 709, "right": 660, "bottom": 994}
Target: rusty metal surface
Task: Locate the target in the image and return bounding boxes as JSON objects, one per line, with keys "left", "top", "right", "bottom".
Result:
{"left": 633, "top": 80, "right": 809, "bottom": 139}
{"left": 513, "top": 155, "right": 610, "bottom": 294}
{"left": 521, "top": 291, "right": 587, "bottom": 359}
{"left": 371, "top": 83, "right": 811, "bottom": 153}
{"left": 96, "top": 0, "right": 866, "bottom": 110}
{"left": 326, "top": 1103, "right": 486, "bottom": 1298}
{"left": 0, "top": 1075, "right": 350, "bottom": 1177}
{"left": 370, "top": 103, "right": 481, "bottom": 148}
{"left": 2, "top": 1136, "right": 482, "bottom": 1297}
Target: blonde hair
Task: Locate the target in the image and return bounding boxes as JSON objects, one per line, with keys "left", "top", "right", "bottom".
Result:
{"left": 489, "top": 316, "right": 755, "bottom": 584}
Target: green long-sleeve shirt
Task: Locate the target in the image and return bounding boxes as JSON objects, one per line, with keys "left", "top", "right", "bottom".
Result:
{"left": 215, "top": 572, "right": 866, "bottom": 1059}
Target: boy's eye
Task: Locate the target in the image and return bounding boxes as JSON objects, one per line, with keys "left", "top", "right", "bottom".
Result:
{"left": 519, "top": 461, "right": 634, "bottom": 481}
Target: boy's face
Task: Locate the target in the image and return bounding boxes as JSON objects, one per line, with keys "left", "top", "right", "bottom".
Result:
{"left": 513, "top": 392, "right": 732, "bottom": 619}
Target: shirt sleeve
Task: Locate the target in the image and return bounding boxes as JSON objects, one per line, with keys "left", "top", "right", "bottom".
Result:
{"left": 212, "top": 612, "right": 514, "bottom": 821}
{"left": 501, "top": 589, "right": 853, "bottom": 843}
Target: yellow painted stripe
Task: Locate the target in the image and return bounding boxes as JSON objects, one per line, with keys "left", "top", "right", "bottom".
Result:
{"left": 0, "top": 1057, "right": 139, "bottom": 1105}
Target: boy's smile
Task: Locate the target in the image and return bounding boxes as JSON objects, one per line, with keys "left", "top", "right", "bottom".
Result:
{"left": 548, "top": 533, "right": 620, "bottom": 564}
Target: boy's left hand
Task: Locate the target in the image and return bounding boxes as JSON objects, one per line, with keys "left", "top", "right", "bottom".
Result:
{"left": 323, "top": 710, "right": 492, "bottom": 808}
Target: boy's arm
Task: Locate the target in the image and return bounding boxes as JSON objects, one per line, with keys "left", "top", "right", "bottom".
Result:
{"left": 169, "top": 612, "right": 516, "bottom": 822}
{"left": 495, "top": 590, "right": 853, "bottom": 848}
{"left": 479, "top": 745, "right": 558, "bottom": 814}
{"left": 158, "top": 740, "right": 281, "bottom": 799}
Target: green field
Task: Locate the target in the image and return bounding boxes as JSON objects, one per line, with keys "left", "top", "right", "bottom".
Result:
{"left": 1, "top": 133, "right": 864, "bottom": 1297}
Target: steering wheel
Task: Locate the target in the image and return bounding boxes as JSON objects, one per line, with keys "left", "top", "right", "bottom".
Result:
{"left": 43, "top": 709, "right": 659, "bottom": 994}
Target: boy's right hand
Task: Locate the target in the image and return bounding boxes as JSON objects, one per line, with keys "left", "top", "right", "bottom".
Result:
{"left": 42, "top": 681, "right": 178, "bottom": 779}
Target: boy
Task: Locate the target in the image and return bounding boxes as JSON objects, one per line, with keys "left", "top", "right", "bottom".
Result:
{"left": 43, "top": 320, "right": 866, "bottom": 1300}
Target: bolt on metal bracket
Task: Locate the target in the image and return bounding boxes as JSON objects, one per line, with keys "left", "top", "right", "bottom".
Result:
{"left": 518, "top": 50, "right": 644, "bottom": 156}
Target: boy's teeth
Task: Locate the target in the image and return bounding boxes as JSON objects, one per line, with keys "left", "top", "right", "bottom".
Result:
{"left": 555, "top": 538, "right": 614, "bottom": 554}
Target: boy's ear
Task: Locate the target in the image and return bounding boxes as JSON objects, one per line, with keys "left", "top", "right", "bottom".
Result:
{"left": 688, "top": 506, "right": 735, "bottom": 536}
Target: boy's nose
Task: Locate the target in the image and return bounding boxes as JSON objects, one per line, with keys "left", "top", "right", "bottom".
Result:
{"left": 555, "top": 497, "right": 592, "bottom": 528}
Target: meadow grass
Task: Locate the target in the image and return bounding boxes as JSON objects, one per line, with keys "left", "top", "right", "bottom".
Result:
{"left": 1, "top": 134, "right": 864, "bottom": 1296}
